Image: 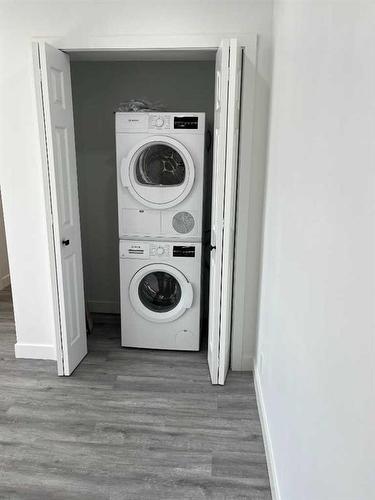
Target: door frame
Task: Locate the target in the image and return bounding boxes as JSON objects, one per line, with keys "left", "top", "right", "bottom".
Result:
{"left": 32, "top": 33, "right": 257, "bottom": 375}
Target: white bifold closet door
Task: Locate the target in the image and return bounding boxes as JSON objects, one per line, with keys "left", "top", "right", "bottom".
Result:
{"left": 37, "top": 40, "right": 241, "bottom": 380}
{"left": 39, "top": 43, "right": 87, "bottom": 375}
{"left": 207, "top": 39, "right": 242, "bottom": 385}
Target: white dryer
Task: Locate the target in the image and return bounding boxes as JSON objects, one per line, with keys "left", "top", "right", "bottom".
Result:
{"left": 116, "top": 112, "right": 205, "bottom": 241}
{"left": 120, "top": 239, "right": 201, "bottom": 350}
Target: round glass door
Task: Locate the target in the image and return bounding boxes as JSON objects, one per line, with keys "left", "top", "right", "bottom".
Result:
{"left": 135, "top": 145, "right": 186, "bottom": 187}
{"left": 138, "top": 271, "right": 182, "bottom": 313}
{"left": 129, "top": 263, "right": 193, "bottom": 323}
{"left": 122, "top": 136, "right": 195, "bottom": 209}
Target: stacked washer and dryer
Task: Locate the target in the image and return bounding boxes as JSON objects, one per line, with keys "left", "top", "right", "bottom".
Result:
{"left": 116, "top": 112, "right": 206, "bottom": 350}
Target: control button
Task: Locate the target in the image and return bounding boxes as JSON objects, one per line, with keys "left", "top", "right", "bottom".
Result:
{"left": 156, "top": 117, "right": 164, "bottom": 127}
{"left": 156, "top": 246, "right": 165, "bottom": 256}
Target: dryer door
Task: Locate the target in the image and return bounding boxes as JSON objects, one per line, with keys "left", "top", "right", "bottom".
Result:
{"left": 121, "top": 136, "right": 195, "bottom": 209}
{"left": 129, "top": 263, "right": 193, "bottom": 323}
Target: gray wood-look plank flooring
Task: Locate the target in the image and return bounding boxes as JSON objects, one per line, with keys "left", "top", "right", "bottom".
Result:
{"left": 0, "top": 287, "right": 271, "bottom": 499}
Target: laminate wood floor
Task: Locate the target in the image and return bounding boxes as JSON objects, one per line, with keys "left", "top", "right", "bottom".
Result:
{"left": 0, "top": 287, "right": 271, "bottom": 499}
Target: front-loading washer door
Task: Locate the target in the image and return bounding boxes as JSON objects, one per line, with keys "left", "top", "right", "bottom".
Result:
{"left": 129, "top": 263, "right": 193, "bottom": 323}
{"left": 121, "top": 136, "right": 195, "bottom": 209}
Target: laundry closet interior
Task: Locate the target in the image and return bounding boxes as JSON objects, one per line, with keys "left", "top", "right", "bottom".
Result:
{"left": 71, "top": 49, "right": 215, "bottom": 348}
{"left": 36, "top": 40, "right": 243, "bottom": 384}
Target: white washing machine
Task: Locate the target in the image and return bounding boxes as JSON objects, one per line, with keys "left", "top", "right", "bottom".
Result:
{"left": 120, "top": 239, "right": 201, "bottom": 350}
{"left": 116, "top": 112, "right": 205, "bottom": 241}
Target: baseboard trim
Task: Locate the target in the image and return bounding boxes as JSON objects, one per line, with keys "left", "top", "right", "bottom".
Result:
{"left": 87, "top": 300, "right": 120, "bottom": 314}
{"left": 254, "top": 365, "right": 281, "bottom": 500}
{"left": 0, "top": 273, "right": 10, "bottom": 291}
{"left": 15, "top": 342, "right": 56, "bottom": 360}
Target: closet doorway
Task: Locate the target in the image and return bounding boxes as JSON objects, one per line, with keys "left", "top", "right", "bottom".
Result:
{"left": 33, "top": 35, "right": 256, "bottom": 384}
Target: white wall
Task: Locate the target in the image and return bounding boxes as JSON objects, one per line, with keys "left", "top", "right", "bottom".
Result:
{"left": 71, "top": 60, "right": 215, "bottom": 316}
{"left": 0, "top": 193, "right": 10, "bottom": 290}
{"left": 257, "top": 1, "right": 375, "bottom": 499}
{"left": 0, "top": 0, "right": 273, "bottom": 362}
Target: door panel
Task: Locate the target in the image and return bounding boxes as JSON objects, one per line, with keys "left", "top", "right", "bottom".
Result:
{"left": 218, "top": 39, "right": 243, "bottom": 385}
{"left": 207, "top": 40, "right": 230, "bottom": 385}
{"left": 39, "top": 43, "right": 87, "bottom": 375}
{"left": 208, "top": 39, "right": 242, "bottom": 385}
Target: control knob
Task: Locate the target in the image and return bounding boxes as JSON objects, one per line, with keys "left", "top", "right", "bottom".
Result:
{"left": 156, "top": 246, "right": 165, "bottom": 256}
{"left": 155, "top": 117, "right": 164, "bottom": 127}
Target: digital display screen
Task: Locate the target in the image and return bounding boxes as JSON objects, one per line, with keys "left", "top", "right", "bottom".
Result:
{"left": 173, "top": 246, "right": 196, "bottom": 257}
{"left": 174, "top": 116, "right": 199, "bottom": 129}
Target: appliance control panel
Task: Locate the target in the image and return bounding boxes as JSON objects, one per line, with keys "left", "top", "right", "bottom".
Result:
{"left": 120, "top": 241, "right": 197, "bottom": 259}
{"left": 173, "top": 246, "right": 196, "bottom": 257}
{"left": 150, "top": 243, "right": 171, "bottom": 257}
{"left": 149, "top": 114, "right": 200, "bottom": 130}
{"left": 120, "top": 241, "right": 150, "bottom": 259}
{"left": 148, "top": 114, "right": 171, "bottom": 130}
{"left": 116, "top": 112, "right": 205, "bottom": 134}
{"left": 173, "top": 116, "right": 199, "bottom": 130}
